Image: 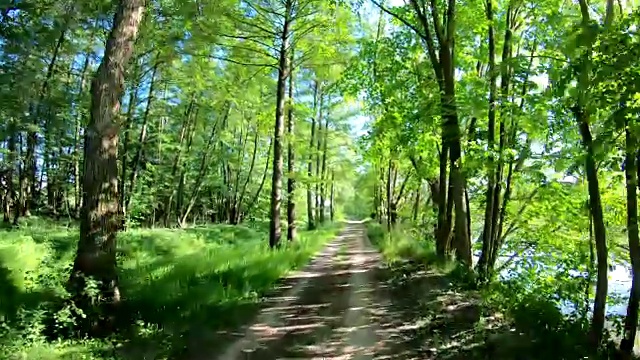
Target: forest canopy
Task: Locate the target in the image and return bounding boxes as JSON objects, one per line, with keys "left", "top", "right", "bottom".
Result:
{"left": 3, "top": 0, "right": 640, "bottom": 358}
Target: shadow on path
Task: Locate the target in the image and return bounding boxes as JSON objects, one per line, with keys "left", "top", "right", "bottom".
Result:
{"left": 200, "top": 223, "right": 505, "bottom": 360}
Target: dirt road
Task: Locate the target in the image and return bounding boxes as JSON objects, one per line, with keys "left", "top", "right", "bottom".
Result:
{"left": 213, "top": 222, "right": 487, "bottom": 360}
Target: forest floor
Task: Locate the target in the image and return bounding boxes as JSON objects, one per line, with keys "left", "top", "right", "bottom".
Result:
{"left": 1, "top": 219, "right": 606, "bottom": 359}
{"left": 206, "top": 222, "right": 513, "bottom": 360}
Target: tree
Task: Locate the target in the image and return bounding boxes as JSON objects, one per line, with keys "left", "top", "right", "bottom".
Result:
{"left": 372, "top": 0, "right": 471, "bottom": 266}
{"left": 269, "top": 0, "right": 293, "bottom": 248}
{"left": 69, "top": 0, "right": 145, "bottom": 332}
{"left": 287, "top": 50, "right": 297, "bottom": 241}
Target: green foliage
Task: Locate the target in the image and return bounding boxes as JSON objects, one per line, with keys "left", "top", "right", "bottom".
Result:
{"left": 366, "top": 221, "right": 452, "bottom": 271}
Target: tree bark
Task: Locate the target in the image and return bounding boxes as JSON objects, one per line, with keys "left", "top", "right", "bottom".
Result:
{"left": 436, "top": 146, "right": 450, "bottom": 255}
{"left": 269, "top": 0, "right": 292, "bottom": 248}
{"left": 319, "top": 114, "right": 329, "bottom": 224}
{"left": 315, "top": 94, "right": 324, "bottom": 225}
{"left": 330, "top": 170, "right": 335, "bottom": 222}
{"left": 576, "top": 0, "right": 607, "bottom": 346}
{"left": 307, "top": 81, "right": 319, "bottom": 230}
{"left": 75, "top": 49, "right": 93, "bottom": 218}
{"left": 5, "top": 121, "right": 17, "bottom": 224}
{"left": 478, "top": 0, "right": 498, "bottom": 277}
{"left": 286, "top": 50, "right": 296, "bottom": 241}
{"left": 69, "top": 0, "right": 145, "bottom": 335}
{"left": 621, "top": 111, "right": 640, "bottom": 356}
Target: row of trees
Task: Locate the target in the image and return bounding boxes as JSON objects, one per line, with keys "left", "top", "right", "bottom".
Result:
{"left": 351, "top": 0, "right": 640, "bottom": 354}
{"left": 0, "top": 0, "right": 359, "bottom": 332}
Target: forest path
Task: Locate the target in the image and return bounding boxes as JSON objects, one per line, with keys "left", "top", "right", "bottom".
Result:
{"left": 215, "top": 222, "right": 394, "bottom": 359}
{"left": 211, "top": 222, "right": 489, "bottom": 360}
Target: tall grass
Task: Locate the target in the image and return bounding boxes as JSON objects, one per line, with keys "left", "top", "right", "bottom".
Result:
{"left": 365, "top": 221, "right": 452, "bottom": 269}
{"left": 0, "top": 217, "right": 341, "bottom": 359}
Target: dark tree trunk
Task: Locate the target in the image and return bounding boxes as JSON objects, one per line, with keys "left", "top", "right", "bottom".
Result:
{"left": 4, "top": 122, "right": 17, "bottom": 224}
{"left": 75, "top": 48, "right": 93, "bottom": 218}
{"left": 576, "top": 0, "right": 607, "bottom": 346}
{"left": 315, "top": 94, "right": 324, "bottom": 225}
{"left": 69, "top": 0, "right": 145, "bottom": 335}
{"left": 478, "top": 0, "right": 498, "bottom": 277}
{"left": 269, "top": 1, "right": 292, "bottom": 248}
{"left": 386, "top": 160, "right": 392, "bottom": 231}
{"left": 436, "top": 145, "right": 450, "bottom": 256}
{"left": 575, "top": 107, "right": 608, "bottom": 346}
{"left": 620, "top": 109, "right": 640, "bottom": 356}
{"left": 286, "top": 51, "right": 296, "bottom": 241}
{"left": 319, "top": 115, "right": 329, "bottom": 224}
{"left": 412, "top": 186, "right": 420, "bottom": 223}
{"left": 330, "top": 170, "right": 335, "bottom": 222}
{"left": 307, "top": 81, "right": 319, "bottom": 230}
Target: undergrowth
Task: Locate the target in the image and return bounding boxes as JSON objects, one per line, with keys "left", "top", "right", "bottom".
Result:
{"left": 0, "top": 217, "right": 341, "bottom": 359}
{"left": 364, "top": 220, "right": 623, "bottom": 359}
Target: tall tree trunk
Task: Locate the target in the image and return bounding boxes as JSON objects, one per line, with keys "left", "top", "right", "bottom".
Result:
{"left": 404, "top": 0, "right": 469, "bottom": 265}
{"left": 269, "top": 1, "right": 292, "bottom": 248}
{"left": 16, "top": 132, "right": 26, "bottom": 220}
{"left": 576, "top": 106, "right": 608, "bottom": 346}
{"left": 75, "top": 49, "right": 93, "bottom": 218}
{"left": 315, "top": 94, "right": 324, "bottom": 224}
{"left": 386, "top": 159, "right": 392, "bottom": 231}
{"left": 412, "top": 185, "right": 421, "bottom": 223}
{"left": 125, "top": 60, "right": 159, "bottom": 211}
{"left": 436, "top": 147, "right": 450, "bottom": 255}
{"left": 69, "top": 0, "right": 145, "bottom": 334}
{"left": 621, "top": 111, "right": 640, "bottom": 356}
{"left": 5, "top": 121, "right": 17, "bottom": 224}
{"left": 286, "top": 51, "right": 296, "bottom": 241}
{"left": 319, "top": 115, "right": 329, "bottom": 224}
{"left": 330, "top": 170, "right": 335, "bottom": 222}
{"left": 576, "top": 0, "right": 607, "bottom": 346}
{"left": 489, "top": 4, "right": 514, "bottom": 254}
{"left": 307, "top": 81, "right": 319, "bottom": 230}
{"left": 478, "top": 0, "right": 498, "bottom": 277}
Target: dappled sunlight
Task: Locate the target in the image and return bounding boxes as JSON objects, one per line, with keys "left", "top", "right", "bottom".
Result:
{"left": 213, "top": 222, "right": 506, "bottom": 359}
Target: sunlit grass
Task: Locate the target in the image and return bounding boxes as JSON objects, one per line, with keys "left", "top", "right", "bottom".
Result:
{"left": 0, "top": 216, "right": 341, "bottom": 359}
{"left": 365, "top": 221, "right": 455, "bottom": 271}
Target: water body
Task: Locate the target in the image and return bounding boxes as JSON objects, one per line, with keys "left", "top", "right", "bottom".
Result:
{"left": 473, "top": 252, "right": 633, "bottom": 316}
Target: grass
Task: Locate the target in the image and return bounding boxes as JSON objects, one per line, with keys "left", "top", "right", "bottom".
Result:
{"left": 365, "top": 221, "right": 456, "bottom": 272}
{"left": 0, "top": 217, "right": 342, "bottom": 359}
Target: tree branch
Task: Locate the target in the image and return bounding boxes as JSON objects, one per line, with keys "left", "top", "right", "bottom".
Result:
{"left": 370, "top": 0, "right": 427, "bottom": 41}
